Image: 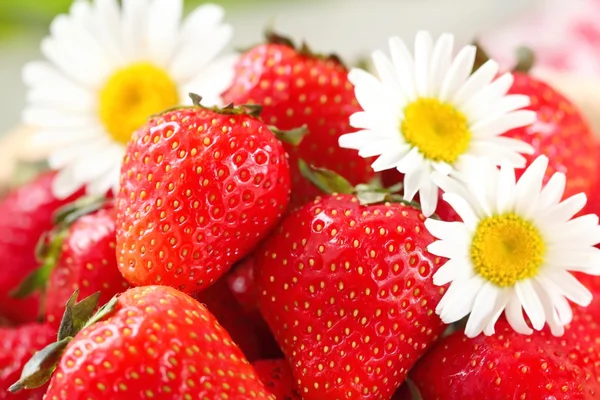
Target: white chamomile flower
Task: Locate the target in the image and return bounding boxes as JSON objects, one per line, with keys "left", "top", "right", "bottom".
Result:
{"left": 23, "top": 0, "right": 237, "bottom": 198}
{"left": 339, "top": 31, "right": 537, "bottom": 217}
{"left": 425, "top": 155, "right": 600, "bottom": 338}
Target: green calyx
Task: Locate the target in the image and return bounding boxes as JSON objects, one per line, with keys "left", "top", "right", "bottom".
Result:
{"left": 471, "top": 40, "right": 535, "bottom": 74}
{"left": 11, "top": 195, "right": 107, "bottom": 300}
{"left": 298, "top": 159, "right": 419, "bottom": 206}
{"left": 9, "top": 290, "right": 118, "bottom": 393}
{"left": 270, "top": 125, "right": 308, "bottom": 146}
{"left": 264, "top": 29, "right": 345, "bottom": 66}
{"left": 188, "top": 93, "right": 264, "bottom": 118}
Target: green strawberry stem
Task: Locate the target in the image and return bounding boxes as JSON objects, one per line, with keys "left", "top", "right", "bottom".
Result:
{"left": 405, "top": 378, "right": 424, "bottom": 400}
{"left": 264, "top": 28, "right": 345, "bottom": 66}
{"left": 298, "top": 159, "right": 426, "bottom": 209}
{"left": 9, "top": 290, "right": 117, "bottom": 393}
{"left": 271, "top": 125, "right": 308, "bottom": 146}
{"left": 472, "top": 41, "right": 535, "bottom": 74}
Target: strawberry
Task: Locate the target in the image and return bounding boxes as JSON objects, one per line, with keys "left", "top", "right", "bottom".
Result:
{"left": 583, "top": 140, "right": 600, "bottom": 218}
{"left": 222, "top": 32, "right": 375, "bottom": 209}
{"left": 0, "top": 171, "right": 82, "bottom": 323}
{"left": 193, "top": 272, "right": 280, "bottom": 361}
{"left": 0, "top": 323, "right": 55, "bottom": 400}
{"left": 14, "top": 198, "right": 129, "bottom": 329}
{"left": 116, "top": 96, "right": 291, "bottom": 294}
{"left": 227, "top": 257, "right": 260, "bottom": 314}
{"left": 252, "top": 359, "right": 301, "bottom": 399}
{"left": 255, "top": 190, "right": 446, "bottom": 399}
{"left": 11, "top": 286, "right": 275, "bottom": 399}
{"left": 409, "top": 275, "right": 600, "bottom": 400}
{"left": 504, "top": 72, "right": 598, "bottom": 198}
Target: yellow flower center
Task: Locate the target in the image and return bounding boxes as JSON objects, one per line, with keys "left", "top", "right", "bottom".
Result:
{"left": 401, "top": 98, "right": 471, "bottom": 163}
{"left": 99, "top": 63, "right": 179, "bottom": 145}
{"left": 470, "top": 213, "right": 546, "bottom": 287}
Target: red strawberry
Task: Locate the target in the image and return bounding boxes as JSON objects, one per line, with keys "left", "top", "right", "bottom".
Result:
{"left": 0, "top": 323, "right": 55, "bottom": 400}
{"left": 253, "top": 359, "right": 301, "bottom": 399}
{"left": 222, "top": 33, "right": 375, "bottom": 208}
{"left": 409, "top": 275, "right": 600, "bottom": 400}
{"left": 255, "top": 193, "right": 446, "bottom": 399}
{"left": 116, "top": 97, "right": 291, "bottom": 294}
{"left": 505, "top": 72, "right": 598, "bottom": 198}
{"left": 583, "top": 140, "right": 600, "bottom": 218}
{"left": 11, "top": 286, "right": 275, "bottom": 399}
{"left": 227, "top": 257, "right": 260, "bottom": 314}
{"left": 21, "top": 199, "right": 129, "bottom": 329}
{"left": 193, "top": 272, "right": 280, "bottom": 361}
{"left": 0, "top": 172, "right": 82, "bottom": 323}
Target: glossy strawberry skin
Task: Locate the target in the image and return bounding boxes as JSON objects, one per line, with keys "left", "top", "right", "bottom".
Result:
{"left": 506, "top": 73, "right": 598, "bottom": 198}
{"left": 45, "top": 285, "right": 274, "bottom": 399}
{"left": 222, "top": 43, "right": 375, "bottom": 209}
{"left": 227, "top": 257, "right": 260, "bottom": 314}
{"left": 0, "top": 323, "right": 55, "bottom": 400}
{"left": 255, "top": 194, "right": 446, "bottom": 399}
{"left": 410, "top": 275, "right": 600, "bottom": 400}
{"left": 0, "top": 172, "right": 82, "bottom": 323}
{"left": 45, "top": 204, "right": 129, "bottom": 329}
{"left": 252, "top": 359, "right": 301, "bottom": 400}
{"left": 116, "top": 107, "right": 291, "bottom": 294}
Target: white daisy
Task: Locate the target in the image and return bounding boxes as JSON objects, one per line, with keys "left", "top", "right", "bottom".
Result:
{"left": 425, "top": 155, "right": 600, "bottom": 338}
{"left": 23, "top": 0, "right": 237, "bottom": 198}
{"left": 339, "top": 31, "right": 537, "bottom": 217}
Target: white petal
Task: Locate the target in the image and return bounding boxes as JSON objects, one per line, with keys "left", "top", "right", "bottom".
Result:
{"left": 425, "top": 218, "right": 471, "bottom": 242}
{"left": 371, "top": 146, "right": 411, "bottom": 172}
{"left": 461, "top": 73, "right": 514, "bottom": 118}
{"left": 537, "top": 172, "right": 566, "bottom": 209}
{"left": 88, "top": 163, "right": 121, "bottom": 196}
{"left": 402, "top": 161, "right": 426, "bottom": 201}
{"left": 52, "top": 166, "right": 85, "bottom": 199}
{"left": 470, "top": 110, "right": 537, "bottom": 138}
{"left": 438, "top": 276, "right": 484, "bottom": 323}
{"left": 181, "top": 54, "right": 238, "bottom": 107}
{"left": 121, "top": 0, "right": 149, "bottom": 60}
{"left": 413, "top": 31, "right": 433, "bottom": 97}
{"left": 468, "top": 141, "right": 527, "bottom": 168}
{"left": 169, "top": 23, "right": 233, "bottom": 82}
{"left": 505, "top": 294, "right": 533, "bottom": 335}
{"left": 532, "top": 279, "right": 565, "bottom": 337}
{"left": 515, "top": 280, "right": 545, "bottom": 331}
{"left": 389, "top": 36, "right": 417, "bottom": 101}
{"left": 339, "top": 130, "right": 373, "bottom": 150}
{"left": 180, "top": 3, "right": 225, "bottom": 41}
{"left": 438, "top": 45, "right": 476, "bottom": 102}
{"left": 540, "top": 193, "right": 587, "bottom": 223}
{"left": 432, "top": 257, "right": 474, "bottom": 286}
{"left": 546, "top": 270, "right": 593, "bottom": 307}
{"left": 465, "top": 283, "right": 499, "bottom": 338}
{"left": 419, "top": 180, "right": 439, "bottom": 218}
{"left": 147, "top": 0, "right": 183, "bottom": 66}
{"left": 483, "top": 291, "right": 510, "bottom": 336}
{"left": 396, "top": 147, "right": 424, "bottom": 175}
{"left": 496, "top": 160, "right": 516, "bottom": 213}
{"left": 372, "top": 50, "right": 407, "bottom": 104}
{"left": 428, "top": 33, "right": 453, "bottom": 97}
{"left": 546, "top": 247, "right": 600, "bottom": 274}
{"left": 348, "top": 69, "right": 401, "bottom": 113}
{"left": 514, "top": 155, "right": 548, "bottom": 215}
{"left": 427, "top": 239, "right": 468, "bottom": 260}
{"left": 453, "top": 59, "right": 498, "bottom": 107}
{"left": 442, "top": 192, "right": 479, "bottom": 230}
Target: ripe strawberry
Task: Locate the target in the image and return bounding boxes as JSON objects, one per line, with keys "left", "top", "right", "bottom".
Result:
{"left": 409, "top": 275, "right": 600, "bottom": 400}
{"left": 0, "top": 323, "right": 55, "bottom": 400}
{"left": 193, "top": 272, "right": 280, "bottom": 361}
{"left": 505, "top": 72, "right": 598, "bottom": 198}
{"left": 227, "top": 257, "right": 260, "bottom": 314}
{"left": 255, "top": 194, "right": 446, "bottom": 399}
{"left": 12, "top": 286, "right": 275, "bottom": 399}
{"left": 28, "top": 199, "right": 128, "bottom": 328}
{"left": 116, "top": 97, "right": 291, "bottom": 294}
{"left": 0, "top": 171, "right": 82, "bottom": 323}
{"left": 253, "top": 359, "right": 301, "bottom": 399}
{"left": 583, "top": 140, "right": 600, "bottom": 218}
{"left": 222, "top": 33, "right": 375, "bottom": 208}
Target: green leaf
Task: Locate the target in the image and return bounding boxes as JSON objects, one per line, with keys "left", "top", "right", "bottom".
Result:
{"left": 53, "top": 195, "right": 106, "bottom": 227}
{"left": 271, "top": 125, "right": 308, "bottom": 146}
{"left": 513, "top": 46, "right": 536, "bottom": 73}
{"left": 11, "top": 229, "right": 68, "bottom": 299}
{"left": 57, "top": 290, "right": 101, "bottom": 341}
{"left": 9, "top": 337, "right": 71, "bottom": 393}
{"left": 298, "top": 160, "right": 354, "bottom": 195}
{"left": 83, "top": 295, "right": 119, "bottom": 329}
{"left": 405, "top": 378, "right": 424, "bottom": 400}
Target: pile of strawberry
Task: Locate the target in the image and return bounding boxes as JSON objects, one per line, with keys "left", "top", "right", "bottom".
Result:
{"left": 2, "top": 33, "right": 600, "bottom": 400}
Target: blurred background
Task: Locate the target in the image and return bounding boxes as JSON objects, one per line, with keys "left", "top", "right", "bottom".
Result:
{"left": 2, "top": 0, "right": 600, "bottom": 136}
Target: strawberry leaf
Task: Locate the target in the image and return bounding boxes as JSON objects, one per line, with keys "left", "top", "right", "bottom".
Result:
{"left": 58, "top": 290, "right": 101, "bottom": 341}
{"left": 53, "top": 195, "right": 106, "bottom": 226}
{"left": 271, "top": 125, "right": 308, "bottom": 146}
{"left": 405, "top": 378, "right": 424, "bottom": 400}
{"left": 83, "top": 294, "right": 119, "bottom": 329}
{"left": 513, "top": 46, "right": 535, "bottom": 73}
{"left": 9, "top": 337, "right": 71, "bottom": 393}
{"left": 298, "top": 160, "right": 354, "bottom": 195}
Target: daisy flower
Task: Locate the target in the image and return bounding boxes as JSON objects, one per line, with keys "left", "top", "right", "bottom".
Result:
{"left": 23, "top": 0, "right": 237, "bottom": 198}
{"left": 338, "top": 31, "right": 536, "bottom": 217}
{"left": 425, "top": 155, "right": 600, "bottom": 338}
